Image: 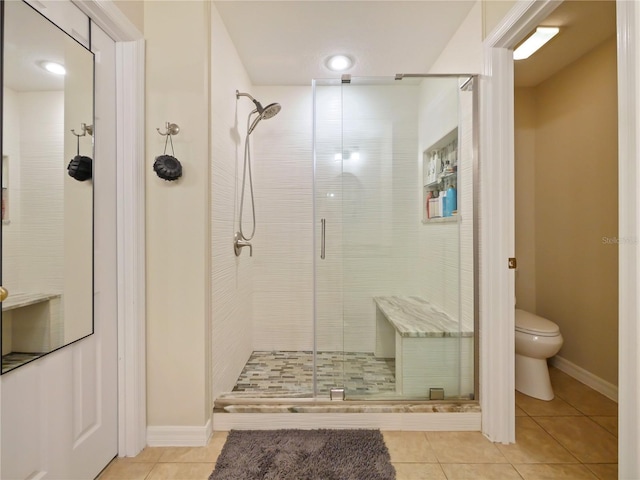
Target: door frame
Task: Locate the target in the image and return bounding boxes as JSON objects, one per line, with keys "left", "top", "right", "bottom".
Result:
{"left": 613, "top": 1, "right": 640, "bottom": 476}
{"left": 481, "top": 0, "right": 640, "bottom": 474}
{"left": 72, "top": 0, "right": 147, "bottom": 458}
{"left": 479, "top": 0, "right": 560, "bottom": 445}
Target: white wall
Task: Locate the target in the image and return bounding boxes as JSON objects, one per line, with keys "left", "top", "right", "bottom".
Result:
{"left": 340, "top": 85, "right": 422, "bottom": 353}
{"left": 424, "top": 0, "right": 481, "bottom": 333}
{"left": 430, "top": 1, "right": 483, "bottom": 75}
{"left": 418, "top": 78, "right": 461, "bottom": 320}
{"left": 210, "top": 3, "right": 255, "bottom": 398}
{"left": 250, "top": 86, "right": 314, "bottom": 352}
{"left": 17, "top": 91, "right": 64, "bottom": 298}
{"left": 251, "top": 84, "right": 422, "bottom": 354}
{"left": 458, "top": 82, "right": 476, "bottom": 333}
{"left": 415, "top": 76, "right": 475, "bottom": 395}
{"left": 2, "top": 88, "right": 22, "bottom": 296}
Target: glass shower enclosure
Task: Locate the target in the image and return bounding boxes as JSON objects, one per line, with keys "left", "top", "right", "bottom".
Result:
{"left": 313, "top": 75, "right": 477, "bottom": 401}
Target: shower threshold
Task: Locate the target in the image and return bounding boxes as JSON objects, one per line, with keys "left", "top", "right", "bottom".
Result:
{"left": 214, "top": 396, "right": 480, "bottom": 414}
{"left": 212, "top": 395, "right": 481, "bottom": 431}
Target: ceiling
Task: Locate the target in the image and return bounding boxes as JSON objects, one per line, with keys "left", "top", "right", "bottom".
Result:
{"left": 4, "top": 1, "right": 66, "bottom": 91}
{"left": 213, "top": 1, "right": 476, "bottom": 86}
{"left": 514, "top": 0, "right": 616, "bottom": 87}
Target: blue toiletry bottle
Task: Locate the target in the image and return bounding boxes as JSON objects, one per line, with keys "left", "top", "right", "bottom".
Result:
{"left": 446, "top": 185, "right": 457, "bottom": 215}
{"left": 440, "top": 190, "right": 449, "bottom": 217}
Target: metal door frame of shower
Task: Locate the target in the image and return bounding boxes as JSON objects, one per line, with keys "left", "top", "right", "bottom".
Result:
{"left": 311, "top": 73, "right": 480, "bottom": 405}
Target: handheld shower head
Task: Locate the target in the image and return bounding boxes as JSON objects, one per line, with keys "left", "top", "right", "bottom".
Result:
{"left": 236, "top": 90, "right": 281, "bottom": 134}
{"left": 248, "top": 102, "right": 281, "bottom": 134}
{"left": 260, "top": 103, "right": 281, "bottom": 120}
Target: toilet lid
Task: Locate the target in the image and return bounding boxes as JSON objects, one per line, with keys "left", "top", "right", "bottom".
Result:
{"left": 515, "top": 309, "right": 560, "bottom": 336}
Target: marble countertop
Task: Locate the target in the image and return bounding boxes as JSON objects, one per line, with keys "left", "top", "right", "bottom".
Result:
{"left": 374, "top": 296, "right": 473, "bottom": 338}
{"left": 2, "top": 292, "right": 61, "bottom": 311}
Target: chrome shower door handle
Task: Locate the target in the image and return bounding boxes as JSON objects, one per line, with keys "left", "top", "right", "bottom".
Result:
{"left": 320, "top": 218, "right": 326, "bottom": 260}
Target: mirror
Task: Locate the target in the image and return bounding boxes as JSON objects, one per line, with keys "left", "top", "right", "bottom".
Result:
{"left": 1, "top": 1, "right": 94, "bottom": 373}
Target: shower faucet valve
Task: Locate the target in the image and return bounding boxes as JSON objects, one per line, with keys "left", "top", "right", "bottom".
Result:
{"left": 234, "top": 232, "right": 253, "bottom": 257}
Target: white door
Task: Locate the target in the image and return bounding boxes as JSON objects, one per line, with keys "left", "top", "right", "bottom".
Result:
{"left": 0, "top": 3, "right": 118, "bottom": 479}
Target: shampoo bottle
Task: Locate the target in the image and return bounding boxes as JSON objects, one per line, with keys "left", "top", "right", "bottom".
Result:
{"left": 446, "top": 185, "right": 457, "bottom": 215}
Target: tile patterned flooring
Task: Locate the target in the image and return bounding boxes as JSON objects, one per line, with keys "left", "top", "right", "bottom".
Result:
{"left": 220, "top": 350, "right": 397, "bottom": 398}
{"left": 98, "top": 368, "right": 618, "bottom": 480}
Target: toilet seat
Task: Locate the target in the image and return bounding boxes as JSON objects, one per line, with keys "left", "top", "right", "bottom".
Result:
{"left": 515, "top": 309, "right": 560, "bottom": 337}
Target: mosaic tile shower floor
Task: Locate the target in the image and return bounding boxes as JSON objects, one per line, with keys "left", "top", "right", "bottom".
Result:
{"left": 220, "top": 351, "right": 396, "bottom": 398}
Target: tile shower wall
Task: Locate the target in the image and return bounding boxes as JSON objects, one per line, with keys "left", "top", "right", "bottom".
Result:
{"left": 458, "top": 84, "right": 475, "bottom": 331}
{"left": 418, "top": 77, "right": 475, "bottom": 328}
{"left": 1, "top": 91, "right": 65, "bottom": 355}
{"left": 4, "top": 91, "right": 65, "bottom": 298}
{"left": 251, "top": 86, "right": 314, "bottom": 352}
{"left": 2, "top": 87, "right": 23, "bottom": 296}
{"left": 341, "top": 85, "right": 423, "bottom": 353}
{"left": 251, "top": 84, "right": 423, "bottom": 354}
{"left": 227, "top": 79, "right": 473, "bottom": 371}
{"left": 210, "top": 4, "right": 255, "bottom": 398}
{"left": 314, "top": 84, "right": 344, "bottom": 352}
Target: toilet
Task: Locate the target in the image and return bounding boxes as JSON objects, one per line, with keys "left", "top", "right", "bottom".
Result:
{"left": 515, "top": 309, "right": 564, "bottom": 401}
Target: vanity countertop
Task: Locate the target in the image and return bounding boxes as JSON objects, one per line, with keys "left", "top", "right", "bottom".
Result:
{"left": 2, "top": 292, "right": 61, "bottom": 311}
{"left": 374, "top": 296, "right": 473, "bottom": 338}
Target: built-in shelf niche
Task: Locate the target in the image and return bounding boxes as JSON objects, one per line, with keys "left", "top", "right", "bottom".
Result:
{"left": 422, "top": 128, "right": 459, "bottom": 223}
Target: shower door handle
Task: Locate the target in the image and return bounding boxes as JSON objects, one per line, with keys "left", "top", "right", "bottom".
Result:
{"left": 320, "top": 218, "right": 326, "bottom": 260}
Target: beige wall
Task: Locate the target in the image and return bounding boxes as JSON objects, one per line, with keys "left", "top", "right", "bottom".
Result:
{"left": 515, "top": 37, "right": 618, "bottom": 386}
{"left": 430, "top": 0, "right": 483, "bottom": 74}
{"left": 145, "top": 1, "right": 211, "bottom": 427}
{"left": 113, "top": 0, "right": 144, "bottom": 34}
{"left": 514, "top": 87, "right": 537, "bottom": 312}
{"left": 482, "top": 0, "right": 517, "bottom": 39}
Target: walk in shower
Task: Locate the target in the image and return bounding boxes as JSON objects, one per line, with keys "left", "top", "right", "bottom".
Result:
{"left": 217, "top": 75, "right": 477, "bottom": 405}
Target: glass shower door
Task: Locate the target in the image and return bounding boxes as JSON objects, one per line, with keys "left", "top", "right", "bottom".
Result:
{"left": 340, "top": 77, "right": 427, "bottom": 399}
{"left": 313, "top": 75, "right": 477, "bottom": 401}
{"left": 313, "top": 79, "right": 346, "bottom": 398}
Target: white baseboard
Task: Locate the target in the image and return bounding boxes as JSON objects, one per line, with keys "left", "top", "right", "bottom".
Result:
{"left": 212, "top": 412, "right": 481, "bottom": 432}
{"left": 550, "top": 355, "right": 618, "bottom": 402}
{"left": 146, "top": 418, "right": 212, "bottom": 447}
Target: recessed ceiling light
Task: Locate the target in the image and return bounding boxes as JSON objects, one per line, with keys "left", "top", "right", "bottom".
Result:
{"left": 513, "top": 27, "right": 559, "bottom": 60}
{"left": 326, "top": 54, "right": 353, "bottom": 72}
{"left": 41, "top": 61, "right": 66, "bottom": 75}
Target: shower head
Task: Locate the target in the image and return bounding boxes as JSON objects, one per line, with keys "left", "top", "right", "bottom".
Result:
{"left": 260, "top": 102, "right": 281, "bottom": 120}
{"left": 236, "top": 90, "right": 281, "bottom": 134}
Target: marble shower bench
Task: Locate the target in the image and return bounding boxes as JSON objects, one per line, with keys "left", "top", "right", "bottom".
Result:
{"left": 374, "top": 296, "right": 474, "bottom": 398}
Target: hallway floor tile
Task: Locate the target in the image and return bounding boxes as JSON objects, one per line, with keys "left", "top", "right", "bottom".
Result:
{"left": 99, "top": 367, "right": 617, "bottom": 480}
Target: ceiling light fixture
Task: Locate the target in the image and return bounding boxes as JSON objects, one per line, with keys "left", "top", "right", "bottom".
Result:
{"left": 41, "top": 61, "right": 66, "bottom": 75}
{"left": 326, "top": 54, "right": 353, "bottom": 72}
{"left": 513, "top": 27, "right": 559, "bottom": 60}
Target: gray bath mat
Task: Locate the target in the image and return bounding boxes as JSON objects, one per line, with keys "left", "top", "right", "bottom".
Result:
{"left": 209, "top": 429, "right": 396, "bottom": 480}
